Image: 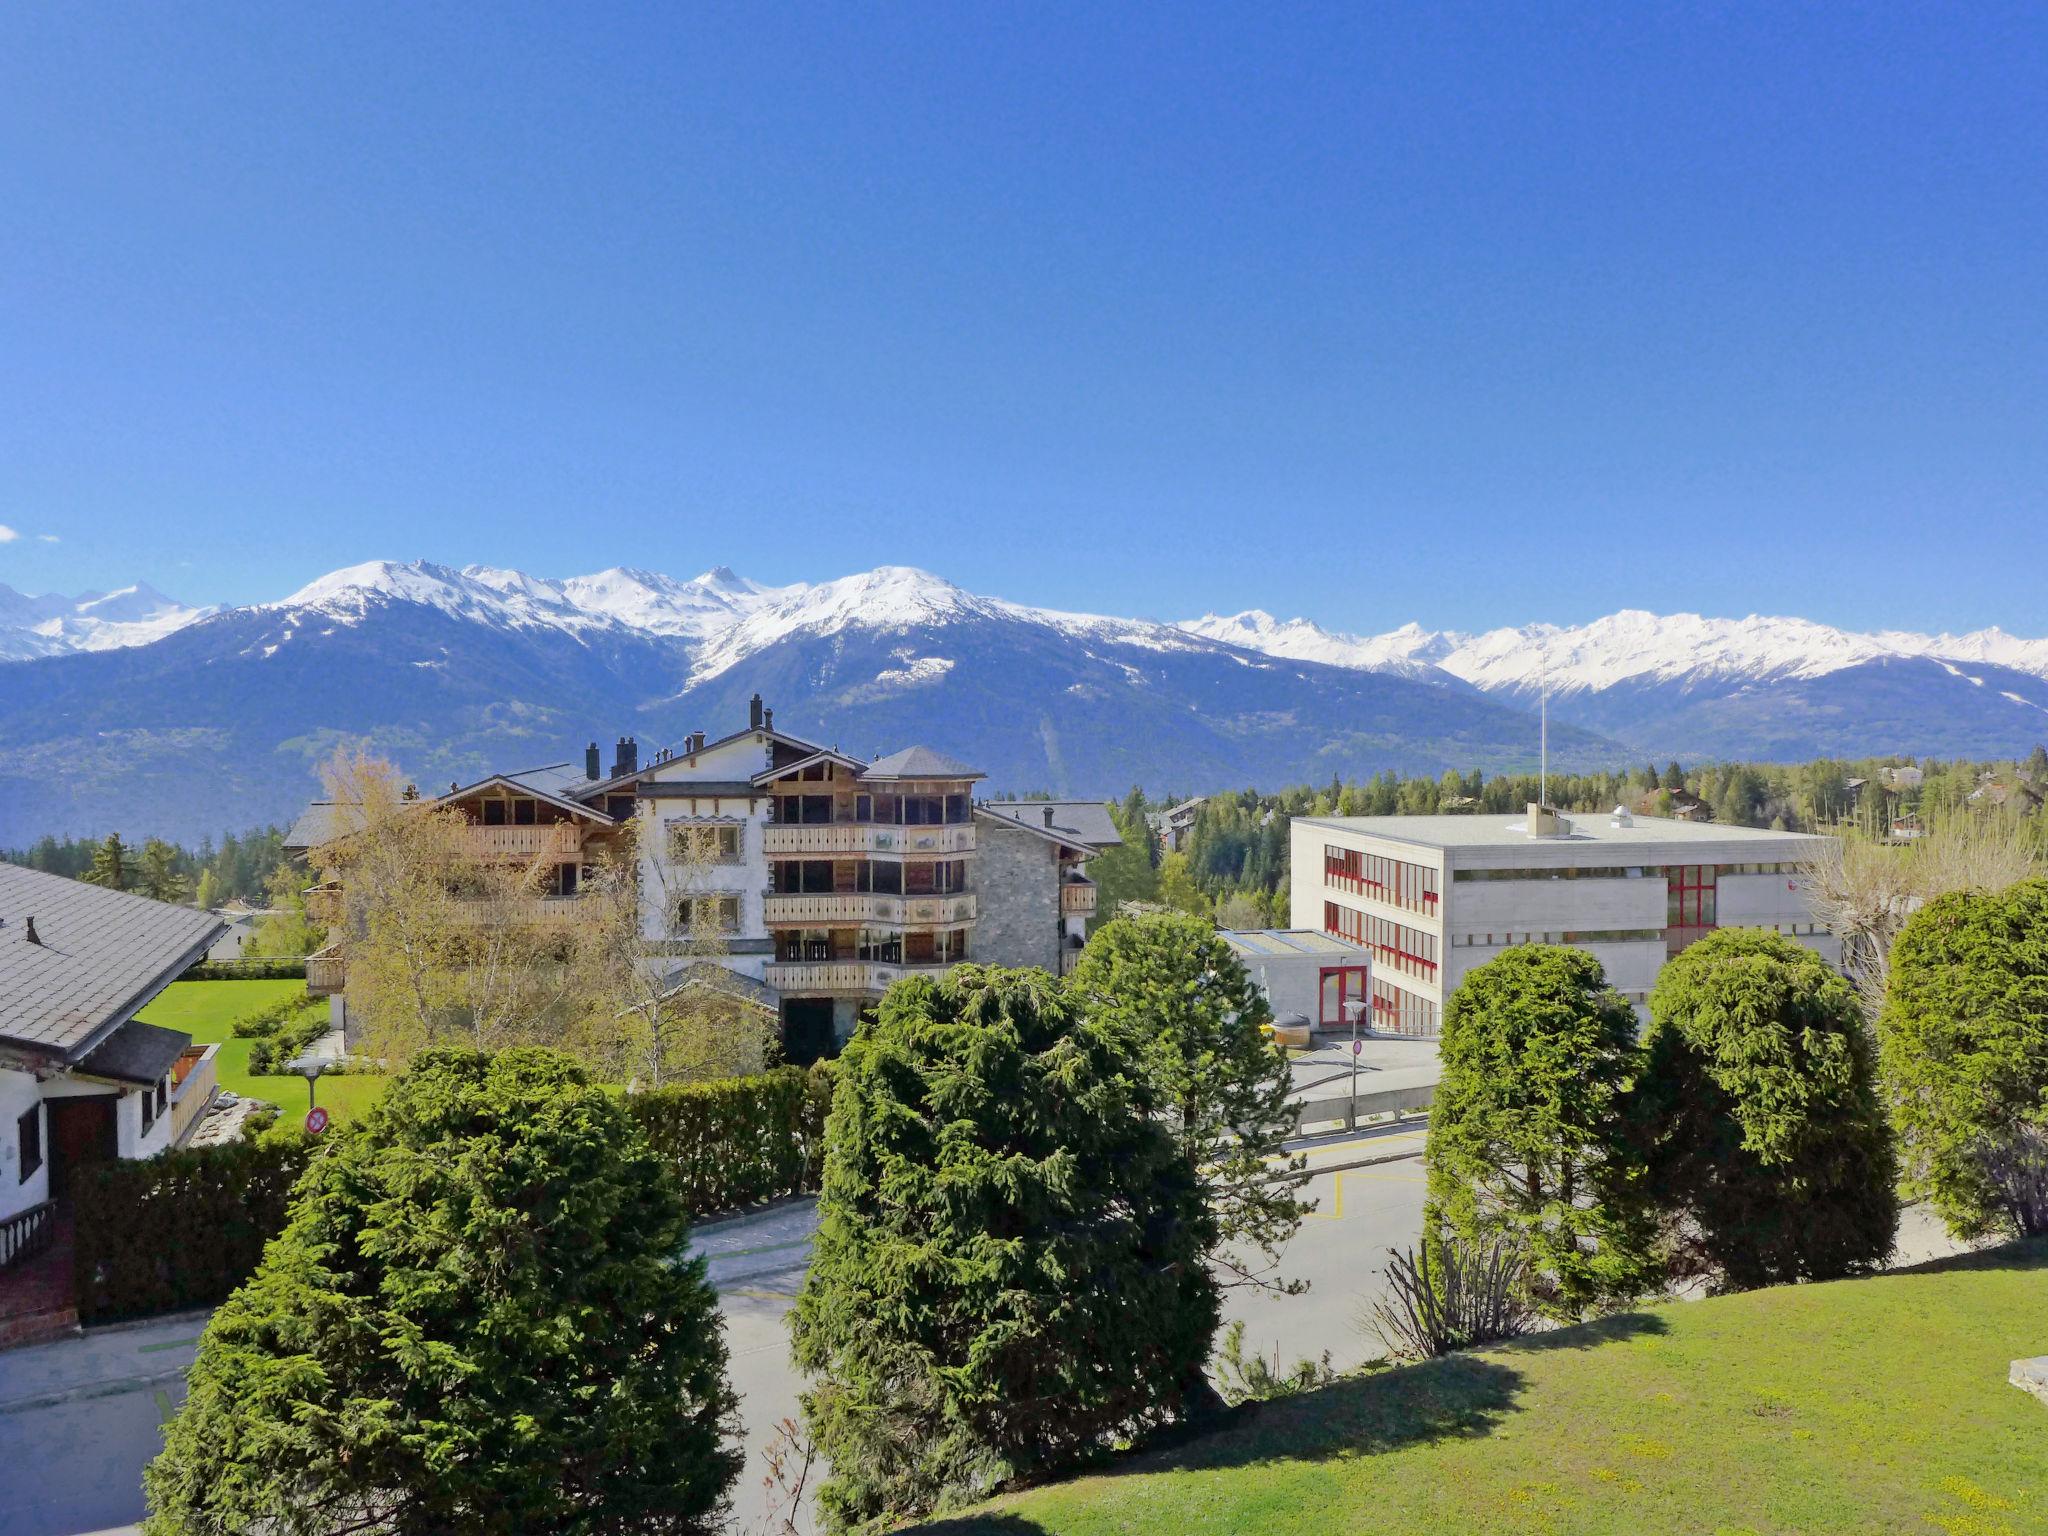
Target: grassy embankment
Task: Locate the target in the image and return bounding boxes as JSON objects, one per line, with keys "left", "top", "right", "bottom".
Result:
{"left": 922, "top": 1242, "right": 2048, "bottom": 1536}
{"left": 145, "top": 978, "right": 390, "bottom": 1123}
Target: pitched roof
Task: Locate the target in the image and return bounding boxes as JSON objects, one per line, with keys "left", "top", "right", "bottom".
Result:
{"left": 975, "top": 801, "right": 1122, "bottom": 850}
{"left": 0, "top": 864, "right": 225, "bottom": 1061}
{"left": 78, "top": 1018, "right": 192, "bottom": 1086}
{"left": 437, "top": 774, "right": 616, "bottom": 824}
{"left": 655, "top": 960, "right": 779, "bottom": 1012}
{"left": 284, "top": 800, "right": 363, "bottom": 851}
{"left": 859, "top": 746, "right": 984, "bottom": 782}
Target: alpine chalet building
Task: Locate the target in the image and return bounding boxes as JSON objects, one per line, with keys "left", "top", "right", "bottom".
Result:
{"left": 289, "top": 696, "right": 1117, "bottom": 1060}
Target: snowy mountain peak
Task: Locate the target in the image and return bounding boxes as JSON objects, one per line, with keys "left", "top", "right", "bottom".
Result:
{"left": 0, "top": 578, "right": 211, "bottom": 662}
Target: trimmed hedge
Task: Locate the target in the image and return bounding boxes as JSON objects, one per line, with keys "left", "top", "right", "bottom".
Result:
{"left": 246, "top": 1009, "right": 333, "bottom": 1074}
{"left": 627, "top": 1064, "right": 836, "bottom": 1216}
{"left": 230, "top": 994, "right": 318, "bottom": 1038}
{"left": 73, "top": 1137, "right": 313, "bottom": 1325}
{"left": 185, "top": 956, "right": 308, "bottom": 980}
{"left": 71, "top": 1064, "right": 835, "bottom": 1323}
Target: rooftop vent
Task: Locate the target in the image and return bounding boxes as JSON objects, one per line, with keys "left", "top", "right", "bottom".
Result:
{"left": 1610, "top": 805, "right": 1634, "bottom": 828}
{"left": 1525, "top": 802, "right": 1572, "bottom": 839}
{"left": 24, "top": 916, "right": 41, "bottom": 946}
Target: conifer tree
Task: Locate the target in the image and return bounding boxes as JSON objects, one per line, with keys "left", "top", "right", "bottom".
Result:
{"left": 792, "top": 967, "right": 1216, "bottom": 1530}
{"left": 146, "top": 1048, "right": 739, "bottom": 1535}
{"left": 86, "top": 832, "right": 132, "bottom": 890}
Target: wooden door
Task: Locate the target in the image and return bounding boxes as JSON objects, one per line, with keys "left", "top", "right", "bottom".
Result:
{"left": 46, "top": 1096, "right": 119, "bottom": 1199}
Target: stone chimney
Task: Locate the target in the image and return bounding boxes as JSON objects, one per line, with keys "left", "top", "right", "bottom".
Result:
{"left": 749, "top": 694, "right": 764, "bottom": 730}
{"left": 586, "top": 741, "right": 602, "bottom": 780}
{"left": 619, "top": 736, "right": 639, "bottom": 776}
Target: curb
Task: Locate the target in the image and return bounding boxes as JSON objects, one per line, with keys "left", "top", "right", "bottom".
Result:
{"left": 0, "top": 1364, "right": 191, "bottom": 1417}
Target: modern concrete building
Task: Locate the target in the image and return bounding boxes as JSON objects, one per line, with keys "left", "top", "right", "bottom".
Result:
{"left": 1290, "top": 804, "right": 1839, "bottom": 1037}
{"left": 288, "top": 697, "right": 1119, "bottom": 1061}
{"left": 1218, "top": 929, "right": 1372, "bottom": 1037}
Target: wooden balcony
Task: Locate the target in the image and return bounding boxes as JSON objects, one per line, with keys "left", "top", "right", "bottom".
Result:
{"left": 763, "top": 892, "right": 976, "bottom": 928}
{"left": 764, "top": 959, "right": 957, "bottom": 996}
{"left": 304, "top": 882, "right": 344, "bottom": 925}
{"left": 306, "top": 947, "right": 346, "bottom": 997}
{"left": 452, "top": 896, "right": 595, "bottom": 926}
{"left": 465, "top": 823, "right": 586, "bottom": 860}
{"left": 1059, "top": 879, "right": 1097, "bottom": 916}
{"left": 762, "top": 823, "right": 976, "bottom": 857}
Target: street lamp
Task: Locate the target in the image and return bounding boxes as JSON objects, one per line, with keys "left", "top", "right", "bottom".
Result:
{"left": 1343, "top": 998, "right": 1366, "bottom": 1133}
{"left": 285, "top": 1054, "right": 326, "bottom": 1112}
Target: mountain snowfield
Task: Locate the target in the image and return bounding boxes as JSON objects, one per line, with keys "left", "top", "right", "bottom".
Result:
{"left": 14, "top": 557, "right": 2045, "bottom": 691}
{"left": 1177, "top": 606, "right": 2048, "bottom": 693}
{"left": 0, "top": 580, "right": 213, "bottom": 662}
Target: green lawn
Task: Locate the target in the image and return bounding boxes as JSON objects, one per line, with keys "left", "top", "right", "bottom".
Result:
{"left": 920, "top": 1242, "right": 2048, "bottom": 1536}
{"left": 145, "top": 979, "right": 390, "bottom": 1124}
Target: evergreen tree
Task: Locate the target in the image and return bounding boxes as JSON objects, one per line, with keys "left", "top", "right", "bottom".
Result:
{"left": 1426, "top": 945, "right": 1656, "bottom": 1318}
{"left": 136, "top": 838, "right": 190, "bottom": 905}
{"left": 1641, "top": 929, "right": 1897, "bottom": 1289}
{"left": 1661, "top": 761, "right": 1686, "bottom": 791}
{"left": 1068, "top": 913, "right": 1310, "bottom": 1294}
{"left": 1879, "top": 879, "right": 2048, "bottom": 1239}
{"left": 194, "top": 868, "right": 219, "bottom": 912}
{"left": 792, "top": 967, "right": 1216, "bottom": 1530}
{"left": 1118, "top": 785, "right": 1156, "bottom": 869}
{"left": 1155, "top": 851, "right": 1210, "bottom": 917}
{"left": 86, "top": 833, "right": 132, "bottom": 890}
{"left": 146, "top": 1048, "right": 740, "bottom": 1535}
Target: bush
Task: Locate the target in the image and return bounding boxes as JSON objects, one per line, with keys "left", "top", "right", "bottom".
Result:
{"left": 183, "top": 956, "right": 308, "bottom": 980}
{"left": 244, "top": 1007, "right": 331, "bottom": 1074}
{"left": 73, "top": 1137, "right": 313, "bottom": 1324}
{"left": 1366, "top": 1231, "right": 1533, "bottom": 1360}
{"left": 626, "top": 1063, "right": 834, "bottom": 1216}
{"left": 145, "top": 1047, "right": 741, "bottom": 1535}
{"left": 1425, "top": 945, "right": 1657, "bottom": 1319}
{"left": 1880, "top": 878, "right": 2048, "bottom": 1239}
{"left": 229, "top": 993, "right": 314, "bottom": 1037}
{"left": 791, "top": 966, "right": 1217, "bottom": 1531}
{"left": 1641, "top": 928, "right": 1898, "bottom": 1288}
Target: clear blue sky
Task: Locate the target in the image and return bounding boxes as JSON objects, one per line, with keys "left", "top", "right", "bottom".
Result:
{"left": 1, "top": 4, "right": 2043, "bottom": 634}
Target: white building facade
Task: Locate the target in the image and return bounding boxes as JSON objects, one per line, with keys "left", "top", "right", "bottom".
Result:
{"left": 1289, "top": 807, "right": 1840, "bottom": 1036}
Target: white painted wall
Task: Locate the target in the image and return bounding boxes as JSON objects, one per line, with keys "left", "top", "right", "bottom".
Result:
{"left": 635, "top": 734, "right": 777, "bottom": 979}
{"left": 0, "top": 1069, "right": 49, "bottom": 1221}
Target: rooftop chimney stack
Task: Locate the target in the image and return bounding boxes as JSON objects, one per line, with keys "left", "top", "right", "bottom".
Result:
{"left": 1043, "top": 806, "right": 1055, "bottom": 827}
{"left": 763, "top": 707, "right": 774, "bottom": 730}
{"left": 24, "top": 916, "right": 40, "bottom": 946}
{"left": 586, "top": 741, "right": 601, "bottom": 780}
{"left": 620, "top": 736, "right": 639, "bottom": 776}
{"left": 749, "top": 694, "right": 764, "bottom": 730}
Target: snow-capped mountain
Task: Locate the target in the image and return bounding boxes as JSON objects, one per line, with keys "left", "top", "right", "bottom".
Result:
{"left": 0, "top": 581, "right": 212, "bottom": 662}
{"left": 1181, "top": 606, "right": 2048, "bottom": 760}
{"left": 2, "top": 556, "right": 2044, "bottom": 844}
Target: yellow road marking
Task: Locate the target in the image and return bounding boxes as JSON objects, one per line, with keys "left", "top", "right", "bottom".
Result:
{"left": 1302, "top": 1164, "right": 1429, "bottom": 1219}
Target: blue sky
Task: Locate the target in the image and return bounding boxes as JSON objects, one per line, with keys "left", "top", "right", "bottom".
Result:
{"left": 1, "top": 4, "right": 2043, "bottom": 634}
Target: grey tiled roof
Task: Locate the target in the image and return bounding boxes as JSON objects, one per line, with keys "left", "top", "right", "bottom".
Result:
{"left": 78, "top": 1018, "right": 191, "bottom": 1086}
{"left": 283, "top": 800, "right": 364, "bottom": 851}
{"left": 0, "top": 864, "right": 225, "bottom": 1061}
{"left": 860, "top": 746, "right": 984, "bottom": 781}
{"left": 976, "top": 801, "right": 1122, "bottom": 849}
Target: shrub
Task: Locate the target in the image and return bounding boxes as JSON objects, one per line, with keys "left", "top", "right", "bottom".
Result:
{"left": 244, "top": 1007, "right": 331, "bottom": 1074}
{"left": 791, "top": 966, "right": 1217, "bottom": 1531}
{"left": 1366, "top": 1232, "right": 1533, "bottom": 1360}
{"left": 182, "top": 956, "right": 308, "bottom": 980}
{"left": 1212, "top": 1320, "right": 1339, "bottom": 1406}
{"left": 1425, "top": 945, "right": 1657, "bottom": 1319}
{"left": 1880, "top": 878, "right": 2048, "bottom": 1239}
{"left": 73, "top": 1137, "right": 313, "bottom": 1324}
{"left": 145, "top": 1047, "right": 740, "bottom": 1535}
{"left": 1641, "top": 928, "right": 1898, "bottom": 1288}
{"left": 626, "top": 1062, "right": 834, "bottom": 1215}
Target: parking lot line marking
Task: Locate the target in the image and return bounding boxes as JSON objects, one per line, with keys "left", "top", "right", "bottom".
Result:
{"left": 137, "top": 1337, "right": 201, "bottom": 1355}
{"left": 153, "top": 1388, "right": 176, "bottom": 1424}
{"left": 1303, "top": 1164, "right": 1432, "bottom": 1221}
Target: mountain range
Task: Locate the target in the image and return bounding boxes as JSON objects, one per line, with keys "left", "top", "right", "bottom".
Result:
{"left": 1, "top": 560, "right": 2044, "bottom": 845}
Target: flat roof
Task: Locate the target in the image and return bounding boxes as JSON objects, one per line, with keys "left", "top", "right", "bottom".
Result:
{"left": 1221, "top": 928, "right": 1366, "bottom": 959}
{"left": 1298, "top": 812, "right": 1833, "bottom": 857}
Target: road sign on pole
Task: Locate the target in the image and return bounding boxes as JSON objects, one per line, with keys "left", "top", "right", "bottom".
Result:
{"left": 305, "top": 1106, "right": 330, "bottom": 1136}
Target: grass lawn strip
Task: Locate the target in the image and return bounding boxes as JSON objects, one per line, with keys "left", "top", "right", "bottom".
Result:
{"left": 145, "top": 979, "right": 390, "bottom": 1124}
{"left": 923, "top": 1241, "right": 2048, "bottom": 1536}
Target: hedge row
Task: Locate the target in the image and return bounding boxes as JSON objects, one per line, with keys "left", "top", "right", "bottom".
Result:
{"left": 71, "top": 1064, "right": 837, "bottom": 1322}
{"left": 230, "top": 994, "right": 319, "bottom": 1038}
{"left": 73, "top": 1137, "right": 312, "bottom": 1325}
{"left": 626, "top": 1064, "right": 836, "bottom": 1216}
{"left": 184, "top": 956, "right": 308, "bottom": 981}
{"left": 246, "top": 1008, "right": 333, "bottom": 1074}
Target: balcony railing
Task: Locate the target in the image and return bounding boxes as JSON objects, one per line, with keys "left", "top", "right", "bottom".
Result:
{"left": 306, "top": 947, "right": 346, "bottom": 996}
{"left": 762, "top": 823, "right": 976, "bottom": 857}
{"left": 1059, "top": 880, "right": 1097, "bottom": 916}
{"left": 764, "top": 959, "right": 958, "bottom": 995}
{"left": 451, "top": 896, "right": 595, "bottom": 926}
{"left": 169, "top": 1043, "right": 220, "bottom": 1146}
{"left": 763, "top": 892, "right": 976, "bottom": 927}
{"left": 466, "top": 824, "right": 585, "bottom": 859}
{"left": 0, "top": 1200, "right": 57, "bottom": 1272}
